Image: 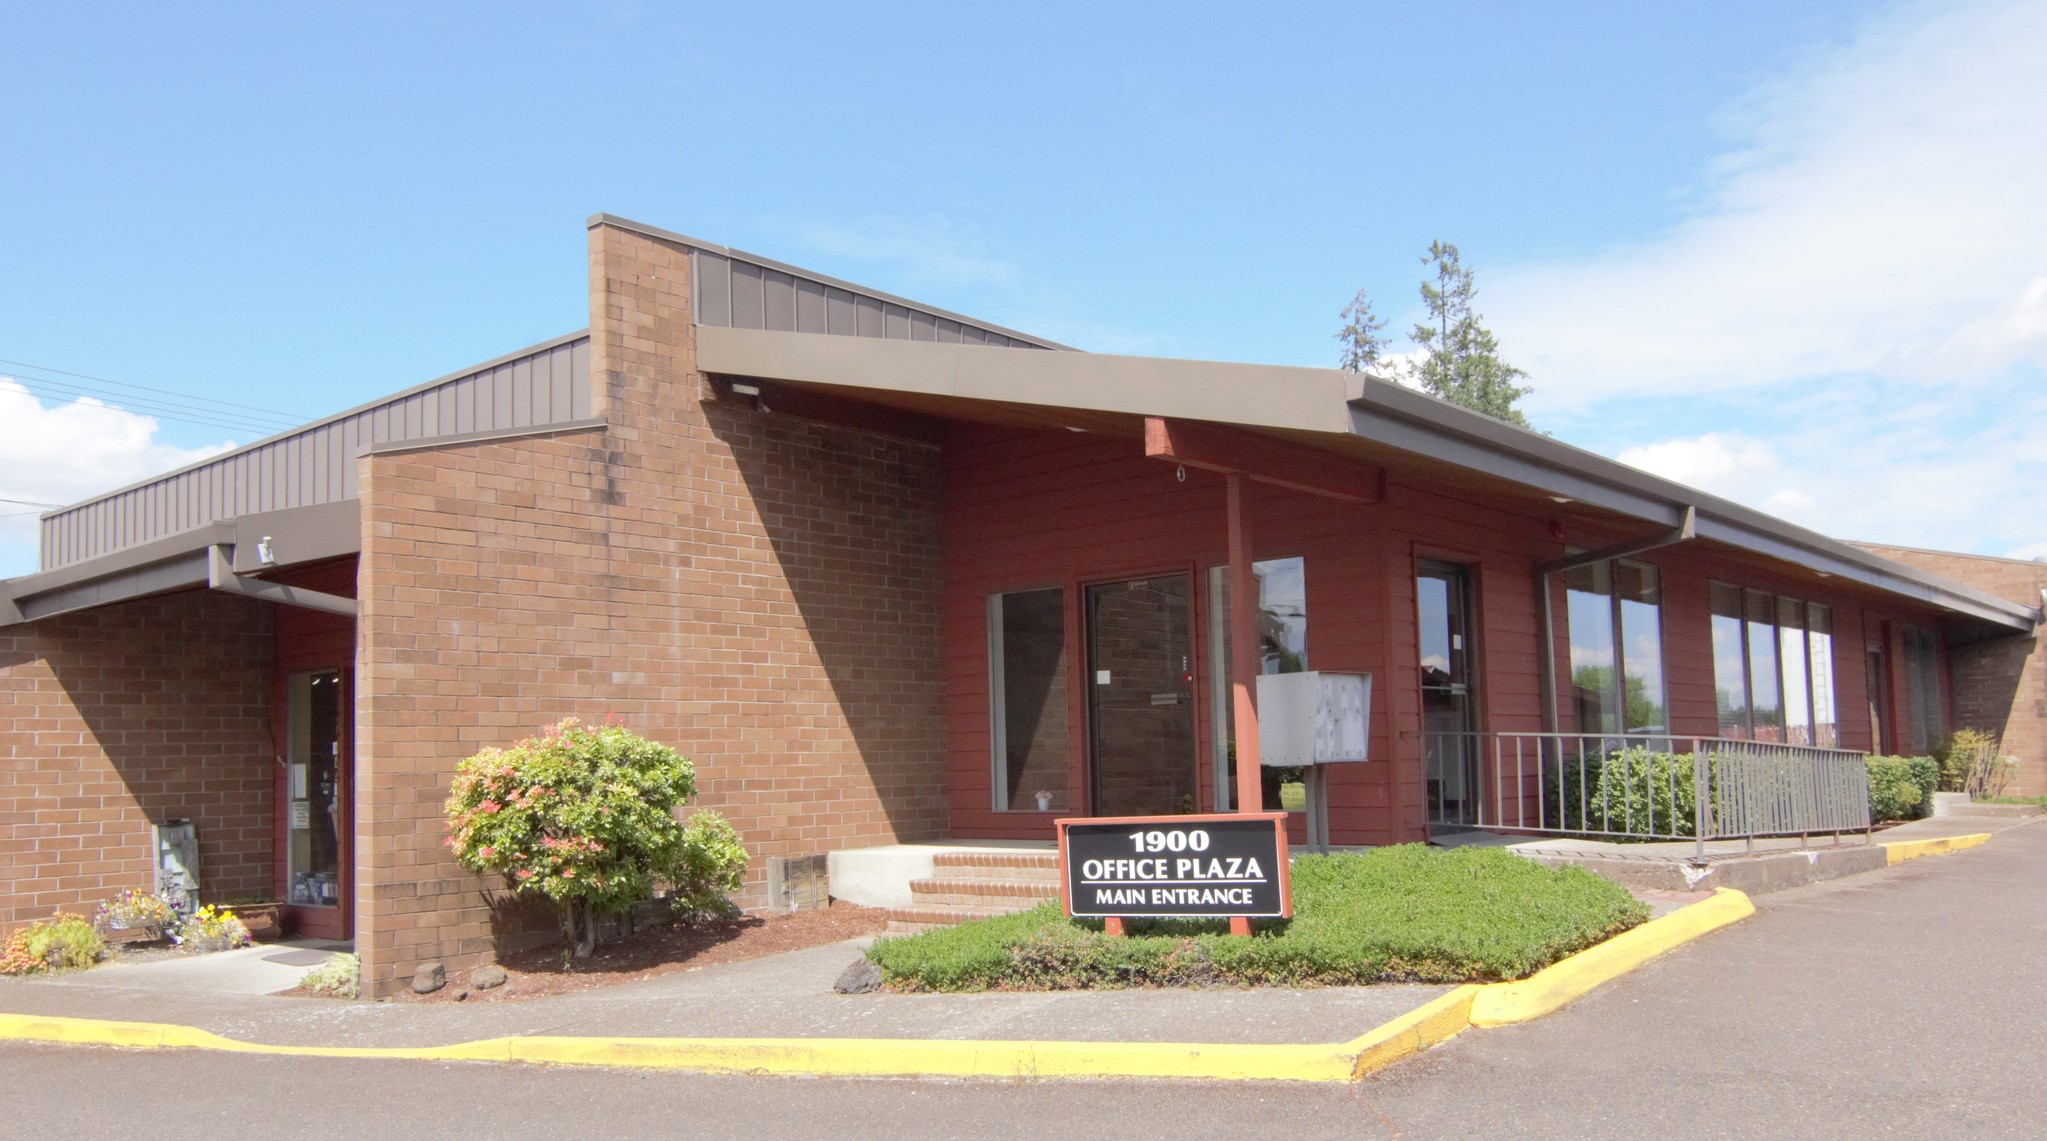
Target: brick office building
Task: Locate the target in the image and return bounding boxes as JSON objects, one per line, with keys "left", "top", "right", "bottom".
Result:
{"left": 1855, "top": 545, "right": 2047, "bottom": 796}
{"left": 2, "top": 215, "right": 2037, "bottom": 996}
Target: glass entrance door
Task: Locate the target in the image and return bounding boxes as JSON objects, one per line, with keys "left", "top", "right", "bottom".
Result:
{"left": 1087, "top": 575, "right": 1197, "bottom": 817}
{"left": 1418, "top": 561, "right": 1481, "bottom": 829}
{"left": 285, "top": 668, "right": 351, "bottom": 939}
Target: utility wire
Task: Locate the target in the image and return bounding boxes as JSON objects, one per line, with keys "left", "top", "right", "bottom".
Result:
{"left": 0, "top": 356, "right": 309, "bottom": 420}
{"left": 0, "top": 496, "right": 63, "bottom": 509}
{"left": 0, "top": 356, "right": 312, "bottom": 435}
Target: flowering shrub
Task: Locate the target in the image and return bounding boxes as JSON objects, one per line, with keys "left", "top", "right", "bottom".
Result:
{"left": 444, "top": 718, "right": 749, "bottom": 957}
{"left": 1, "top": 913, "right": 106, "bottom": 975}
{"left": 93, "top": 888, "right": 180, "bottom": 932}
{"left": 173, "top": 905, "right": 252, "bottom": 950}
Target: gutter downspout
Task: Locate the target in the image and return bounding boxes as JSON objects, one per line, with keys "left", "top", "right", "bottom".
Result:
{"left": 207, "top": 545, "right": 358, "bottom": 618}
{"left": 1535, "top": 506, "right": 1697, "bottom": 737}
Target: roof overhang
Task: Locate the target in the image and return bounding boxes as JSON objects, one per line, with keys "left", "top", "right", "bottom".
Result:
{"left": 699, "top": 326, "right": 2040, "bottom": 638}
{"left": 0, "top": 499, "right": 360, "bottom": 625}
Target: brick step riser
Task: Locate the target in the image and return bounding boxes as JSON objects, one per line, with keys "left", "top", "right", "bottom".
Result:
{"left": 931, "top": 865, "right": 1063, "bottom": 883}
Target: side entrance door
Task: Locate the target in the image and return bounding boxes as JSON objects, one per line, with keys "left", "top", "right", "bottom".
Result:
{"left": 1087, "top": 575, "right": 1198, "bottom": 817}
{"left": 281, "top": 667, "right": 353, "bottom": 940}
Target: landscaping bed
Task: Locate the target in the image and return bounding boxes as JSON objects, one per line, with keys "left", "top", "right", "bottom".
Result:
{"left": 373, "top": 900, "right": 889, "bottom": 1003}
{"left": 867, "top": 845, "right": 1649, "bottom": 992}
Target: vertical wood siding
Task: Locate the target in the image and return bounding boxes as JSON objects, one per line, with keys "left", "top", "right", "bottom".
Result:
{"left": 690, "top": 249, "right": 1059, "bottom": 351}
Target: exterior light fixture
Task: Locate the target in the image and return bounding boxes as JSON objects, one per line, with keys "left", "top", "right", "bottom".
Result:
{"left": 256, "top": 537, "right": 276, "bottom": 565}
{"left": 1549, "top": 496, "right": 1574, "bottom": 504}
{"left": 730, "top": 382, "right": 761, "bottom": 397}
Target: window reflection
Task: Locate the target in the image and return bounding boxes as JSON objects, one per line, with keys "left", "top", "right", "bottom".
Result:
{"left": 1208, "top": 557, "right": 1307, "bottom": 812}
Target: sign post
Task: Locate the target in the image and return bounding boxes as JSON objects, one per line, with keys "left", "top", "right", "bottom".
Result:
{"left": 1057, "top": 812, "right": 1291, "bottom": 930}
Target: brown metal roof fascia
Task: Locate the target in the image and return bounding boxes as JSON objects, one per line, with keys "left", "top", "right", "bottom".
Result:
{"left": 38, "top": 329, "right": 592, "bottom": 523}
{"left": 1347, "top": 379, "right": 2037, "bottom": 633}
{"left": 695, "top": 325, "right": 1359, "bottom": 436}
{"left": 588, "top": 214, "right": 1075, "bottom": 351}
{"left": 0, "top": 500, "right": 363, "bottom": 626}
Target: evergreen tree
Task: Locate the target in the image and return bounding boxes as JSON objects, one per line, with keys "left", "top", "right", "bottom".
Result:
{"left": 1338, "top": 242, "right": 1534, "bottom": 428}
{"left": 1409, "top": 240, "right": 1533, "bottom": 428}
{"left": 1335, "top": 288, "right": 1389, "bottom": 373}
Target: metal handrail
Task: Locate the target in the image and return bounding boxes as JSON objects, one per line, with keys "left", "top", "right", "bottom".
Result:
{"left": 1424, "top": 731, "right": 1873, "bottom": 859}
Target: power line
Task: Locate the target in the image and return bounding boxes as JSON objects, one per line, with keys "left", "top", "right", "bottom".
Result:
{"left": 0, "top": 356, "right": 310, "bottom": 420}
{"left": 0, "top": 355, "right": 314, "bottom": 436}
{"left": 0, "top": 496, "right": 63, "bottom": 509}
{"left": 0, "top": 372, "right": 301, "bottom": 435}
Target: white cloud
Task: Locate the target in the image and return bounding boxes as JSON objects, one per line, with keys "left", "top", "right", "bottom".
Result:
{"left": 1489, "top": 0, "right": 2047, "bottom": 408}
{"left": 1611, "top": 375, "right": 2047, "bottom": 554}
{"left": 0, "top": 380, "right": 234, "bottom": 574}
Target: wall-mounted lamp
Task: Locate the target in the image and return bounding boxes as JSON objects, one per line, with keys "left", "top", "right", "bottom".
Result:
{"left": 1549, "top": 496, "right": 1575, "bottom": 504}
{"left": 256, "top": 536, "right": 276, "bottom": 565}
{"left": 730, "top": 382, "right": 761, "bottom": 397}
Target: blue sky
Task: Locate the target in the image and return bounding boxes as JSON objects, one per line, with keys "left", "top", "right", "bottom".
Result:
{"left": 2, "top": 0, "right": 2041, "bottom": 577}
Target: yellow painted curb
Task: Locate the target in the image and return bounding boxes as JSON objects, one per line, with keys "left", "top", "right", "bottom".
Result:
{"left": 1468, "top": 887, "right": 1754, "bottom": 1028}
{"left": 0, "top": 889, "right": 1757, "bottom": 1084}
{"left": 1346, "top": 984, "right": 1478, "bottom": 1079}
{"left": 0, "top": 1012, "right": 1360, "bottom": 1083}
{"left": 1883, "top": 832, "right": 1990, "bottom": 865}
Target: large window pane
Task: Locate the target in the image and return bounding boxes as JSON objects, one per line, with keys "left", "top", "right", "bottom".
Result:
{"left": 1711, "top": 582, "right": 1749, "bottom": 737}
{"left": 1903, "top": 626, "right": 1943, "bottom": 753}
{"left": 1563, "top": 562, "right": 1617, "bottom": 734}
{"left": 1207, "top": 557, "right": 1307, "bottom": 812}
{"left": 989, "top": 589, "right": 1068, "bottom": 812}
{"left": 1745, "top": 589, "right": 1783, "bottom": 741}
{"left": 1778, "top": 597, "right": 1811, "bottom": 746}
{"left": 1808, "top": 604, "right": 1837, "bottom": 747}
{"left": 1617, "top": 562, "right": 1666, "bottom": 732}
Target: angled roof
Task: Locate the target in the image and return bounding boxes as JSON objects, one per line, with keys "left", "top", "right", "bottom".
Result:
{"left": 692, "top": 324, "right": 2039, "bottom": 637}
{"left": 5, "top": 215, "right": 2036, "bottom": 640}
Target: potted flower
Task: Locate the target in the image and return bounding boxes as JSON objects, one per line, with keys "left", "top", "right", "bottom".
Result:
{"left": 92, "top": 888, "right": 178, "bottom": 938}
{"left": 1034, "top": 789, "right": 1055, "bottom": 812}
{"left": 173, "top": 905, "right": 252, "bottom": 954}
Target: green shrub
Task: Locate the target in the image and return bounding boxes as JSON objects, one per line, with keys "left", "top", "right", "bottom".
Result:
{"left": 1549, "top": 747, "right": 1697, "bottom": 837}
{"left": 444, "top": 718, "right": 748, "bottom": 958}
{"left": 1904, "top": 756, "right": 1938, "bottom": 817}
{"left": 868, "top": 845, "right": 1649, "bottom": 991}
{"left": 671, "top": 810, "right": 749, "bottom": 920}
{"left": 1934, "top": 728, "right": 2001, "bottom": 794}
{"left": 301, "top": 952, "right": 360, "bottom": 998}
{"left": 1, "top": 913, "right": 105, "bottom": 975}
{"left": 1866, "top": 755, "right": 1925, "bottom": 821}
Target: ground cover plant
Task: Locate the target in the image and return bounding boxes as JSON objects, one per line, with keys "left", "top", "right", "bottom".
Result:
{"left": 867, "top": 844, "right": 1649, "bottom": 991}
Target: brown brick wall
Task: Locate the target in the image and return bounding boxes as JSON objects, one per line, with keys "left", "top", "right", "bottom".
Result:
{"left": 1859, "top": 545, "right": 2047, "bottom": 796}
{"left": 0, "top": 590, "right": 274, "bottom": 936}
{"left": 351, "top": 220, "right": 946, "bottom": 996}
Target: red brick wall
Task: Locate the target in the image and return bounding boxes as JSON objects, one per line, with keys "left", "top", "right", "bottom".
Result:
{"left": 350, "top": 221, "right": 947, "bottom": 996}
{"left": 1858, "top": 545, "right": 2046, "bottom": 795}
{"left": 0, "top": 590, "right": 273, "bottom": 936}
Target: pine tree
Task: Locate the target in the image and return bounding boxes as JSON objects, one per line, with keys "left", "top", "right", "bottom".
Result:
{"left": 1408, "top": 240, "right": 1532, "bottom": 428}
{"left": 1335, "top": 288, "right": 1389, "bottom": 373}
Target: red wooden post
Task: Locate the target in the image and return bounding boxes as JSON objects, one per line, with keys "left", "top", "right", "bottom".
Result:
{"left": 1227, "top": 473, "right": 1262, "bottom": 814}
{"left": 1227, "top": 473, "right": 1263, "bottom": 940}
{"left": 1104, "top": 917, "right": 1125, "bottom": 938}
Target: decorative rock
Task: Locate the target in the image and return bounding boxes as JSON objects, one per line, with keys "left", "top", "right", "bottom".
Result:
{"left": 833, "top": 958, "right": 882, "bottom": 995}
{"left": 412, "top": 961, "right": 446, "bottom": 994}
{"left": 470, "top": 963, "right": 509, "bottom": 990}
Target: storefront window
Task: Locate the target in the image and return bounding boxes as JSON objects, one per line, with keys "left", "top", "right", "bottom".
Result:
{"left": 1903, "top": 625, "right": 1943, "bottom": 753}
{"left": 1563, "top": 559, "right": 1666, "bottom": 733}
{"left": 988, "top": 588, "right": 1069, "bottom": 812}
{"left": 1711, "top": 583, "right": 1839, "bottom": 745}
{"left": 1208, "top": 557, "right": 1307, "bottom": 812}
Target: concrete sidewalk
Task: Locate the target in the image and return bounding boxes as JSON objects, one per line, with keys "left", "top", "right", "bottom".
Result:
{"left": 0, "top": 819, "right": 2016, "bottom": 1083}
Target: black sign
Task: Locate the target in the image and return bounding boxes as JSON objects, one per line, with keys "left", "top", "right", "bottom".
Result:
{"left": 1057, "top": 813, "right": 1291, "bottom": 919}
